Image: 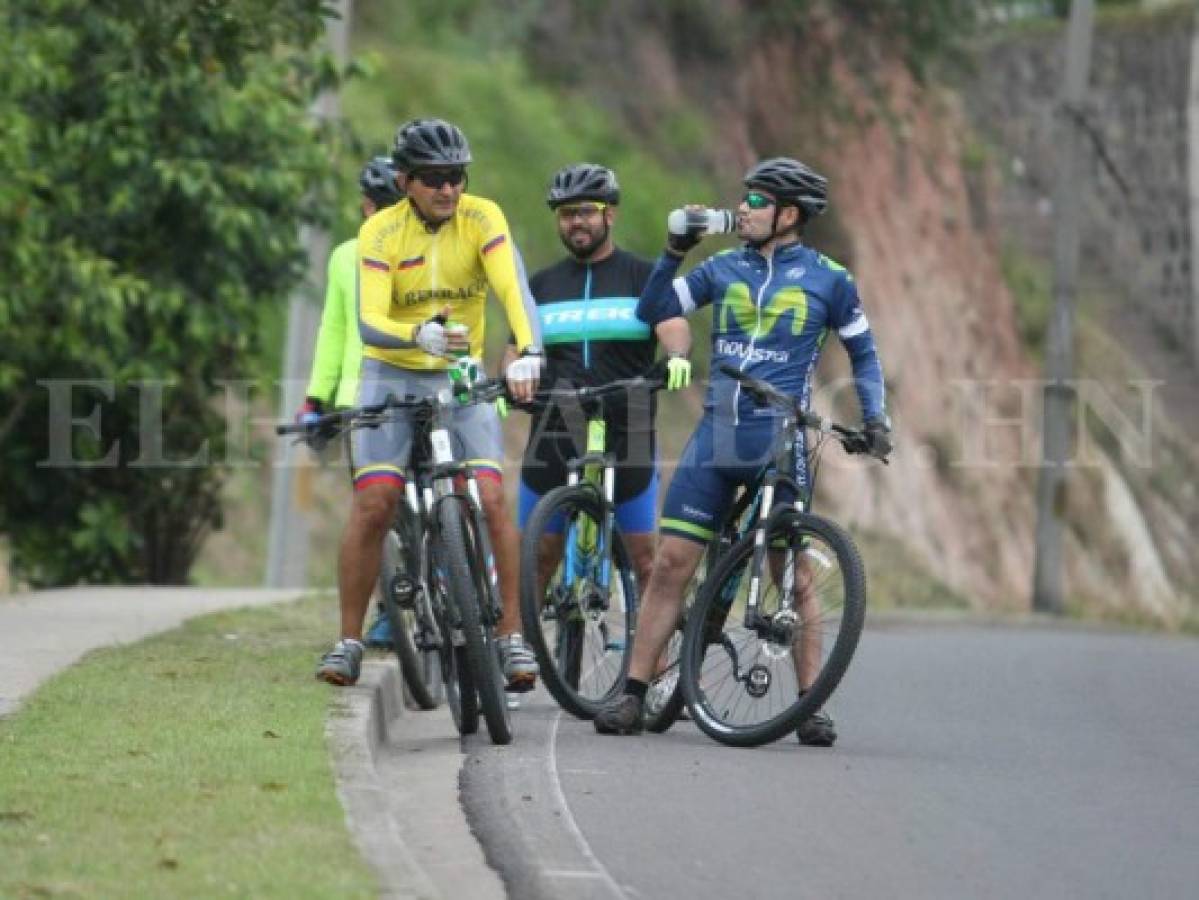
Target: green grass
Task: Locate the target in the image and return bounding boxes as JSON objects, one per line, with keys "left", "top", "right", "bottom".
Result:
{"left": 0, "top": 595, "right": 375, "bottom": 899}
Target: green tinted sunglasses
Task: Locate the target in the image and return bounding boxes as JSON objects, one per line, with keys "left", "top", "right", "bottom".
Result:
{"left": 743, "top": 191, "right": 776, "bottom": 210}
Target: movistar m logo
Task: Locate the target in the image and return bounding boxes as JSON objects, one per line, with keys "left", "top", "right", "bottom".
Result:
{"left": 718, "top": 283, "right": 808, "bottom": 338}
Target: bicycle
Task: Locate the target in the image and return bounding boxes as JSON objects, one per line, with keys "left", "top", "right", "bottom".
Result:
{"left": 516, "top": 372, "right": 665, "bottom": 720}
{"left": 643, "top": 483, "right": 761, "bottom": 732}
{"left": 278, "top": 360, "right": 515, "bottom": 744}
{"left": 675, "top": 363, "right": 884, "bottom": 748}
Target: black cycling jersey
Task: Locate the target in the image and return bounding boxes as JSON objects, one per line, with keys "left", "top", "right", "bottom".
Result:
{"left": 520, "top": 247, "right": 657, "bottom": 499}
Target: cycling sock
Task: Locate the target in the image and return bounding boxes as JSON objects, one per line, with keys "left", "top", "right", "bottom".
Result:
{"left": 624, "top": 678, "right": 648, "bottom": 701}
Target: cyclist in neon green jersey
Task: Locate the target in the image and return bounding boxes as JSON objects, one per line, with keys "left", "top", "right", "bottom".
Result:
{"left": 296, "top": 156, "right": 404, "bottom": 647}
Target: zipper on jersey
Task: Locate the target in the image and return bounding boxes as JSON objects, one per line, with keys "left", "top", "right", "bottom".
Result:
{"left": 583, "top": 263, "right": 593, "bottom": 370}
{"left": 732, "top": 250, "right": 774, "bottom": 426}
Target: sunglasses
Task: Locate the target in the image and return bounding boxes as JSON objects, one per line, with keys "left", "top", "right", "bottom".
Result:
{"left": 742, "top": 191, "right": 777, "bottom": 210}
{"left": 555, "top": 202, "right": 608, "bottom": 220}
{"left": 413, "top": 168, "right": 467, "bottom": 189}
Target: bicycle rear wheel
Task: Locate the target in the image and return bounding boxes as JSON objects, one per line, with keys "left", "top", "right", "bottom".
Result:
{"left": 520, "top": 485, "right": 637, "bottom": 720}
{"left": 438, "top": 498, "right": 513, "bottom": 745}
{"left": 378, "top": 513, "right": 440, "bottom": 710}
{"left": 679, "top": 510, "right": 866, "bottom": 748}
{"left": 428, "top": 528, "right": 477, "bottom": 735}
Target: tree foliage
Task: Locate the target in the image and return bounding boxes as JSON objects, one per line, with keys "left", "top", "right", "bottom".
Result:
{"left": 0, "top": 0, "right": 342, "bottom": 585}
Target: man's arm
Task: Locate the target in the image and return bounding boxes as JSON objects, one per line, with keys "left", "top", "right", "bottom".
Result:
{"left": 832, "top": 276, "right": 887, "bottom": 424}
{"left": 477, "top": 210, "right": 540, "bottom": 352}
{"left": 654, "top": 317, "right": 691, "bottom": 358}
{"left": 635, "top": 251, "right": 713, "bottom": 326}
{"left": 356, "top": 218, "right": 420, "bottom": 350}
{"left": 306, "top": 242, "right": 353, "bottom": 404}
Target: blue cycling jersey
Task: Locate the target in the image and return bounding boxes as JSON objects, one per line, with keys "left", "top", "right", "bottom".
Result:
{"left": 636, "top": 242, "right": 886, "bottom": 425}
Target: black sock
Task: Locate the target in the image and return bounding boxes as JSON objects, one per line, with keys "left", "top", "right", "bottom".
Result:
{"left": 624, "top": 678, "right": 648, "bottom": 701}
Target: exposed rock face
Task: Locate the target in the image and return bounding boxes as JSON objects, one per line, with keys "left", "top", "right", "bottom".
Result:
{"left": 526, "top": 1, "right": 1194, "bottom": 618}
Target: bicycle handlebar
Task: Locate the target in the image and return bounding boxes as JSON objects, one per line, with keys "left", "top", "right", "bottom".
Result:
{"left": 717, "top": 363, "right": 881, "bottom": 459}
{"left": 508, "top": 368, "right": 666, "bottom": 415}
{"left": 275, "top": 376, "right": 510, "bottom": 438}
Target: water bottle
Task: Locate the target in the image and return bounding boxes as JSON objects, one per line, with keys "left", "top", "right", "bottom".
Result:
{"left": 667, "top": 207, "right": 735, "bottom": 237}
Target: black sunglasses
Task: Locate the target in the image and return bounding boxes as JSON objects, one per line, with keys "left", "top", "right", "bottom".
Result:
{"left": 414, "top": 169, "right": 467, "bottom": 189}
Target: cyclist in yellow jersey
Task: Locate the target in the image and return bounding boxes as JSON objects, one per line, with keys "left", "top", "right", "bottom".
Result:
{"left": 297, "top": 156, "right": 404, "bottom": 649}
{"left": 317, "top": 118, "right": 545, "bottom": 689}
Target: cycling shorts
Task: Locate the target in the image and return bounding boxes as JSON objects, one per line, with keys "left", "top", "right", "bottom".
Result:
{"left": 518, "top": 467, "right": 659, "bottom": 535}
{"left": 659, "top": 411, "right": 806, "bottom": 545}
{"left": 350, "top": 358, "right": 503, "bottom": 490}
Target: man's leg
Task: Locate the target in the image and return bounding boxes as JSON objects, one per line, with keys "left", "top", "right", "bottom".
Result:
{"left": 478, "top": 475, "right": 540, "bottom": 690}
{"left": 622, "top": 532, "right": 656, "bottom": 601}
{"left": 317, "top": 480, "right": 401, "bottom": 685}
{"left": 628, "top": 536, "right": 706, "bottom": 683}
{"left": 338, "top": 482, "right": 401, "bottom": 639}
{"left": 477, "top": 475, "right": 521, "bottom": 635}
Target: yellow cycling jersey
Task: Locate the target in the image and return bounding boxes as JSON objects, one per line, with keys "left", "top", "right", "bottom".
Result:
{"left": 356, "top": 193, "right": 539, "bottom": 370}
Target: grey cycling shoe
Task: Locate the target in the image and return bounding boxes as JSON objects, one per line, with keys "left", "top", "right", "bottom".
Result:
{"left": 594, "top": 694, "right": 644, "bottom": 735}
{"left": 498, "top": 633, "right": 539, "bottom": 692}
{"left": 316, "top": 639, "right": 365, "bottom": 686}
{"left": 796, "top": 708, "right": 837, "bottom": 747}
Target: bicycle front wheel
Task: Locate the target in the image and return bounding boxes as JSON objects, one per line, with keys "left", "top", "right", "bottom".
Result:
{"left": 520, "top": 485, "right": 637, "bottom": 720}
{"left": 428, "top": 528, "right": 477, "bottom": 735}
{"left": 679, "top": 511, "right": 866, "bottom": 748}
{"left": 438, "top": 498, "right": 513, "bottom": 745}
{"left": 378, "top": 515, "right": 440, "bottom": 710}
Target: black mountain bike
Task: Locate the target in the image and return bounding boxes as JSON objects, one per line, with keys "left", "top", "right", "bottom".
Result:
{"left": 516, "top": 373, "right": 664, "bottom": 719}
{"left": 675, "top": 364, "right": 883, "bottom": 748}
{"left": 279, "top": 364, "right": 514, "bottom": 744}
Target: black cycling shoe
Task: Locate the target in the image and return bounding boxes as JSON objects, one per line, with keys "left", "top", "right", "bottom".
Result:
{"left": 796, "top": 708, "right": 837, "bottom": 747}
{"left": 593, "top": 694, "right": 644, "bottom": 735}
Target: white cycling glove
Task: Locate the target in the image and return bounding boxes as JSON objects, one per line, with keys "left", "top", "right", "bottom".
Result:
{"left": 414, "top": 318, "right": 447, "bottom": 356}
{"left": 505, "top": 350, "right": 543, "bottom": 384}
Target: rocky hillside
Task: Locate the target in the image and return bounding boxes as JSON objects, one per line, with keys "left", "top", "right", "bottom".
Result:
{"left": 509, "top": 0, "right": 1196, "bottom": 621}
{"left": 194, "top": 0, "right": 1196, "bottom": 625}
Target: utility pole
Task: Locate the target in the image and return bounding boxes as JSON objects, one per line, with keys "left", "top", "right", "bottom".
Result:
{"left": 265, "top": 1, "right": 352, "bottom": 588}
{"left": 1189, "top": 7, "right": 1199, "bottom": 369}
{"left": 1032, "top": 0, "right": 1095, "bottom": 614}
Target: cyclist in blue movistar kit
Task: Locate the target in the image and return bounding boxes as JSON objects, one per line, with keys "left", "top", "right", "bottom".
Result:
{"left": 594, "top": 157, "right": 893, "bottom": 745}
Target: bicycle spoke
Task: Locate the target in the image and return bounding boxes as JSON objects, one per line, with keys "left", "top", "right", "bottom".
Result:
{"left": 682, "top": 512, "right": 866, "bottom": 746}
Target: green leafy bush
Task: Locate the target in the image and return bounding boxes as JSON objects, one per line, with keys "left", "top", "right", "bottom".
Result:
{"left": 0, "top": 0, "right": 342, "bottom": 585}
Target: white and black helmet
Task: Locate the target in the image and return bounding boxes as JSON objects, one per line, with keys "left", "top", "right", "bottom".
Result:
{"left": 546, "top": 162, "right": 620, "bottom": 209}
{"left": 358, "top": 156, "right": 403, "bottom": 207}
{"left": 744, "top": 157, "right": 828, "bottom": 219}
{"left": 391, "top": 118, "right": 472, "bottom": 172}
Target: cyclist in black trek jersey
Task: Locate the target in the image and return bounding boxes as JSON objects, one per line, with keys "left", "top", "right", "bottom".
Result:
{"left": 505, "top": 163, "right": 691, "bottom": 595}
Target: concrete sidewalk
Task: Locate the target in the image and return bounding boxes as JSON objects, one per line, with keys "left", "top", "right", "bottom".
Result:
{"left": 0, "top": 586, "right": 302, "bottom": 717}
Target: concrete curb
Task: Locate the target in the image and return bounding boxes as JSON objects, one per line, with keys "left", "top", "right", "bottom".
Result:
{"left": 326, "top": 660, "right": 441, "bottom": 899}
{"left": 325, "top": 659, "right": 505, "bottom": 899}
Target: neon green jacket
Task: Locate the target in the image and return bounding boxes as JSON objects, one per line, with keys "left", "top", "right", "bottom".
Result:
{"left": 306, "top": 237, "right": 362, "bottom": 408}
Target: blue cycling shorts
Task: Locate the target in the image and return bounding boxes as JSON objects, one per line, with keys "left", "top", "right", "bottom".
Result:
{"left": 519, "top": 467, "right": 659, "bottom": 536}
{"left": 659, "top": 411, "right": 807, "bottom": 545}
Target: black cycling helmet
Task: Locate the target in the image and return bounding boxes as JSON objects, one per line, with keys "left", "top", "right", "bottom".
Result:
{"left": 545, "top": 163, "right": 621, "bottom": 209}
{"left": 391, "top": 118, "right": 472, "bottom": 172}
{"left": 358, "top": 156, "right": 403, "bottom": 207}
{"left": 744, "top": 157, "right": 828, "bottom": 219}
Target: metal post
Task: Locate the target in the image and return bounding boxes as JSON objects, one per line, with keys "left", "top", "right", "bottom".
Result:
{"left": 265, "top": 1, "right": 352, "bottom": 588}
{"left": 1189, "top": 6, "right": 1199, "bottom": 368}
{"left": 1032, "top": 0, "right": 1095, "bottom": 614}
